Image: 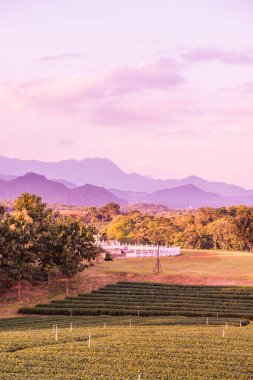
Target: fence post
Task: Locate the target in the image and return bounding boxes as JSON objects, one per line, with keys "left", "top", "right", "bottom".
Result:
{"left": 55, "top": 325, "right": 58, "bottom": 342}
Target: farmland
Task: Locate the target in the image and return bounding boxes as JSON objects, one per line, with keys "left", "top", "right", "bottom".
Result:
{"left": 19, "top": 281, "right": 253, "bottom": 319}
{"left": 3, "top": 272, "right": 253, "bottom": 379}
{"left": 0, "top": 315, "right": 252, "bottom": 379}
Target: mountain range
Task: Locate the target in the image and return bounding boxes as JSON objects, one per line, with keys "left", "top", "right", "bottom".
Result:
{"left": 0, "top": 155, "right": 253, "bottom": 208}
{"left": 1, "top": 155, "right": 252, "bottom": 197}
{"left": 0, "top": 173, "right": 126, "bottom": 206}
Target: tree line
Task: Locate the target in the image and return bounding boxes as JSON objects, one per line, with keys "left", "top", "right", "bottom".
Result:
{"left": 2, "top": 195, "right": 253, "bottom": 299}
{"left": 104, "top": 206, "right": 253, "bottom": 252}
{"left": 0, "top": 193, "right": 98, "bottom": 299}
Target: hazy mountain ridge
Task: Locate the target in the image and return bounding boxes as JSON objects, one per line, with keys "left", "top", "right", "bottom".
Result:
{"left": 0, "top": 172, "right": 252, "bottom": 209}
{"left": 0, "top": 156, "right": 253, "bottom": 208}
{"left": 0, "top": 155, "right": 251, "bottom": 196}
{"left": 0, "top": 173, "right": 126, "bottom": 206}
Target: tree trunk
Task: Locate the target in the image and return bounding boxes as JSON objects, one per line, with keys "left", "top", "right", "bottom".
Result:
{"left": 48, "top": 271, "right": 51, "bottom": 287}
{"left": 65, "top": 278, "right": 69, "bottom": 295}
{"left": 18, "top": 281, "right": 21, "bottom": 301}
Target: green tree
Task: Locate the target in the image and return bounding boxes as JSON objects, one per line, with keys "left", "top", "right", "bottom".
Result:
{"left": 14, "top": 193, "right": 51, "bottom": 222}
{"left": 53, "top": 218, "right": 98, "bottom": 294}
{"left": 0, "top": 210, "right": 36, "bottom": 300}
{"left": 14, "top": 193, "right": 54, "bottom": 284}
{"left": 99, "top": 203, "right": 120, "bottom": 221}
{"left": 234, "top": 206, "right": 253, "bottom": 252}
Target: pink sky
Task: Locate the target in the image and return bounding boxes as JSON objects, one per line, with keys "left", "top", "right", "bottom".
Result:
{"left": 1, "top": 0, "right": 253, "bottom": 187}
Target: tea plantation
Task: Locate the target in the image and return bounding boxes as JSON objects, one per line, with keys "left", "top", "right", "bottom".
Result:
{"left": 20, "top": 281, "right": 253, "bottom": 319}
{"left": 3, "top": 281, "right": 253, "bottom": 379}
{"left": 0, "top": 315, "right": 253, "bottom": 379}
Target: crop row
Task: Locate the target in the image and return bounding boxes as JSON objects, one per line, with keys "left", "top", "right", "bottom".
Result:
{"left": 18, "top": 306, "right": 253, "bottom": 319}
{"left": 52, "top": 297, "right": 253, "bottom": 307}
{"left": 19, "top": 281, "right": 253, "bottom": 319}
{"left": 1, "top": 324, "right": 253, "bottom": 379}
{"left": 0, "top": 315, "right": 248, "bottom": 332}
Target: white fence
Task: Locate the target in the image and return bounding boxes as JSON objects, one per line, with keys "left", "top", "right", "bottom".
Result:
{"left": 100, "top": 240, "right": 180, "bottom": 258}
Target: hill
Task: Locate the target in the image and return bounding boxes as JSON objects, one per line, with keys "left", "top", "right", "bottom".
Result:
{"left": 0, "top": 172, "right": 126, "bottom": 206}
{"left": 0, "top": 155, "right": 252, "bottom": 196}
{"left": 142, "top": 184, "right": 223, "bottom": 208}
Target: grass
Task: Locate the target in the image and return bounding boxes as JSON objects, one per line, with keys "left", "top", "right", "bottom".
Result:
{"left": 97, "top": 250, "right": 253, "bottom": 283}
{"left": 0, "top": 317, "right": 252, "bottom": 379}
{"left": 2, "top": 249, "right": 253, "bottom": 318}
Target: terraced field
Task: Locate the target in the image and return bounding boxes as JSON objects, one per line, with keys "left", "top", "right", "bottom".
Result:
{"left": 20, "top": 281, "right": 253, "bottom": 319}
{"left": 0, "top": 315, "right": 252, "bottom": 379}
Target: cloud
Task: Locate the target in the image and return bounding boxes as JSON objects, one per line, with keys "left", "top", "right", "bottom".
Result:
{"left": 0, "top": 59, "right": 187, "bottom": 124}
{"left": 238, "top": 82, "right": 253, "bottom": 93}
{"left": 183, "top": 47, "right": 253, "bottom": 65}
{"left": 38, "top": 53, "right": 82, "bottom": 62}
{"left": 58, "top": 138, "right": 75, "bottom": 147}
{"left": 105, "top": 59, "right": 186, "bottom": 95}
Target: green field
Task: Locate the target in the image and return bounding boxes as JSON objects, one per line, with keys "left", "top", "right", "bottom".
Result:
{"left": 18, "top": 281, "right": 253, "bottom": 320}
{"left": 0, "top": 315, "right": 252, "bottom": 379}
{"left": 3, "top": 265, "right": 253, "bottom": 379}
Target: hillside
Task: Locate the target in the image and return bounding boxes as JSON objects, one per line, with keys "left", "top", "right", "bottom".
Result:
{"left": 0, "top": 155, "right": 252, "bottom": 196}
{"left": 142, "top": 184, "right": 223, "bottom": 208}
{"left": 0, "top": 172, "right": 126, "bottom": 206}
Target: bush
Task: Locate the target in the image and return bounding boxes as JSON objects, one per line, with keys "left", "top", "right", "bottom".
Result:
{"left": 104, "top": 252, "right": 113, "bottom": 261}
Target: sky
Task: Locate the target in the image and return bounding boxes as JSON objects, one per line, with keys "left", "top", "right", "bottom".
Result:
{"left": 1, "top": 0, "right": 253, "bottom": 187}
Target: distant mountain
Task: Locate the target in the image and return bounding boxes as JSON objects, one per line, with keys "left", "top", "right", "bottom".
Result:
{"left": 0, "top": 172, "right": 252, "bottom": 209}
{"left": 0, "top": 174, "right": 16, "bottom": 181}
{"left": 112, "top": 185, "right": 253, "bottom": 209}
{"left": 0, "top": 173, "right": 126, "bottom": 206}
{"left": 52, "top": 179, "right": 77, "bottom": 189}
{"left": 109, "top": 189, "right": 147, "bottom": 203}
{"left": 1, "top": 155, "right": 252, "bottom": 197}
{"left": 143, "top": 184, "right": 223, "bottom": 208}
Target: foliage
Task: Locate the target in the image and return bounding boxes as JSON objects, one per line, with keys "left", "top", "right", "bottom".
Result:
{"left": 0, "top": 210, "right": 36, "bottom": 299}
{"left": 104, "top": 252, "right": 113, "bottom": 261}
{"left": 19, "top": 281, "right": 253, "bottom": 319}
{"left": 104, "top": 206, "right": 253, "bottom": 251}
{"left": 0, "top": 193, "right": 98, "bottom": 298}
{"left": 0, "top": 316, "right": 252, "bottom": 379}
{"left": 52, "top": 217, "right": 97, "bottom": 293}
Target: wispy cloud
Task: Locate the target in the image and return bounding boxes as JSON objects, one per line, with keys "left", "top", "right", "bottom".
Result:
{"left": 238, "top": 82, "right": 253, "bottom": 93}
{"left": 183, "top": 47, "right": 253, "bottom": 65}
{"left": 38, "top": 53, "right": 82, "bottom": 62}
{"left": 58, "top": 138, "right": 75, "bottom": 147}
{"left": 0, "top": 59, "right": 187, "bottom": 123}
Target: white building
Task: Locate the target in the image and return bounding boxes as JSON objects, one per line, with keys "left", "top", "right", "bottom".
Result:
{"left": 100, "top": 240, "right": 180, "bottom": 258}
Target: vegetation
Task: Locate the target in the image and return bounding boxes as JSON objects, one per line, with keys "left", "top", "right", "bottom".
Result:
{"left": 0, "top": 316, "right": 252, "bottom": 379}
{"left": 18, "top": 281, "right": 253, "bottom": 319}
{"left": 104, "top": 206, "right": 253, "bottom": 251}
{"left": 0, "top": 193, "right": 98, "bottom": 299}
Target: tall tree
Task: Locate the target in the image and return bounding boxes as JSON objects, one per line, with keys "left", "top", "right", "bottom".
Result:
{"left": 53, "top": 217, "right": 98, "bottom": 294}
{"left": 234, "top": 206, "right": 253, "bottom": 252}
{"left": 1, "top": 210, "right": 36, "bottom": 300}
{"left": 14, "top": 193, "right": 54, "bottom": 284}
